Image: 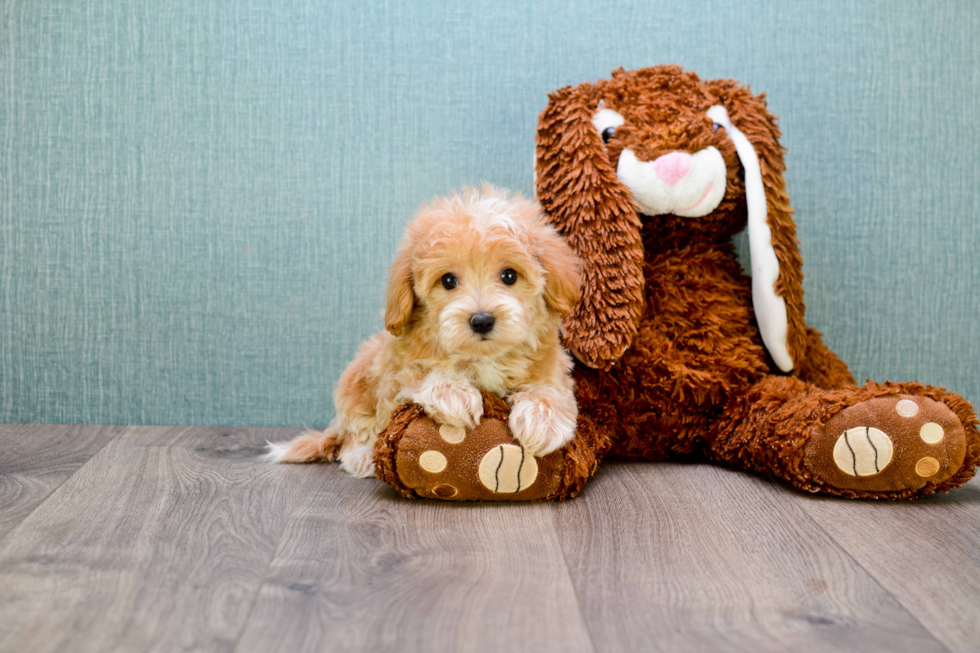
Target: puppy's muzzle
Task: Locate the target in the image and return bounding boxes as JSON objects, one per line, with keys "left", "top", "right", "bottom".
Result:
{"left": 469, "top": 312, "right": 495, "bottom": 335}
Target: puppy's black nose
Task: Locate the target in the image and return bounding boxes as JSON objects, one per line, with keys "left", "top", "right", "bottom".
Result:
{"left": 469, "top": 312, "right": 495, "bottom": 335}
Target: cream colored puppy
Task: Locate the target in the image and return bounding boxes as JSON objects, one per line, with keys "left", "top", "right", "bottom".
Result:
{"left": 266, "top": 186, "right": 582, "bottom": 478}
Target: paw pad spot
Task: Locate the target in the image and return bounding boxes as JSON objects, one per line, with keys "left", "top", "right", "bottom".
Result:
{"left": 915, "top": 457, "right": 941, "bottom": 478}
{"left": 418, "top": 450, "right": 447, "bottom": 473}
{"left": 895, "top": 399, "right": 919, "bottom": 417}
{"left": 438, "top": 424, "right": 466, "bottom": 444}
{"left": 478, "top": 444, "right": 537, "bottom": 493}
{"left": 433, "top": 484, "right": 458, "bottom": 498}
{"left": 832, "top": 427, "right": 893, "bottom": 477}
{"left": 919, "top": 422, "right": 944, "bottom": 444}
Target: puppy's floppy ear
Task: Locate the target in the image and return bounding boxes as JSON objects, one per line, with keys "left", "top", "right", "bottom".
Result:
{"left": 532, "top": 222, "right": 582, "bottom": 317}
{"left": 705, "top": 80, "right": 806, "bottom": 372}
{"left": 384, "top": 240, "right": 415, "bottom": 336}
{"left": 535, "top": 82, "right": 645, "bottom": 370}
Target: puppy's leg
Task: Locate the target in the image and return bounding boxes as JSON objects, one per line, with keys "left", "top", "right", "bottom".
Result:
{"left": 267, "top": 332, "right": 388, "bottom": 469}
{"left": 508, "top": 384, "right": 578, "bottom": 457}
{"left": 409, "top": 371, "right": 484, "bottom": 429}
{"left": 338, "top": 440, "right": 377, "bottom": 478}
{"left": 266, "top": 421, "right": 383, "bottom": 477}
{"left": 265, "top": 428, "right": 378, "bottom": 478}
{"left": 264, "top": 427, "right": 342, "bottom": 463}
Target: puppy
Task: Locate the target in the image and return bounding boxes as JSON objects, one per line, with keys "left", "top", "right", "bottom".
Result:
{"left": 266, "top": 186, "right": 582, "bottom": 478}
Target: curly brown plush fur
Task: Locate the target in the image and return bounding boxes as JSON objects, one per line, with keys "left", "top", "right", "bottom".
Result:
{"left": 533, "top": 65, "right": 979, "bottom": 498}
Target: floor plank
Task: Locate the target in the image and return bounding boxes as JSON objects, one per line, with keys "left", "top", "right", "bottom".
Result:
{"left": 0, "top": 424, "right": 123, "bottom": 541}
{"left": 0, "top": 425, "right": 308, "bottom": 653}
{"left": 793, "top": 476, "right": 980, "bottom": 653}
{"left": 554, "top": 462, "right": 949, "bottom": 653}
{"left": 236, "top": 465, "right": 595, "bottom": 653}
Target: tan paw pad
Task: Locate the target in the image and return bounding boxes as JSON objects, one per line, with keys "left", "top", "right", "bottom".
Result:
{"left": 438, "top": 424, "right": 465, "bottom": 444}
{"left": 895, "top": 399, "right": 919, "bottom": 417}
{"left": 919, "top": 422, "right": 944, "bottom": 444}
{"left": 478, "top": 444, "right": 538, "bottom": 493}
{"left": 915, "top": 457, "right": 941, "bottom": 478}
{"left": 833, "top": 427, "right": 893, "bottom": 477}
{"left": 418, "top": 450, "right": 447, "bottom": 473}
{"left": 432, "top": 484, "right": 458, "bottom": 498}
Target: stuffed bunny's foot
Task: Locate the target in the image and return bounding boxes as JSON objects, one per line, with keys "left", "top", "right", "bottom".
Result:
{"left": 374, "top": 394, "right": 577, "bottom": 501}
{"left": 805, "top": 395, "right": 968, "bottom": 493}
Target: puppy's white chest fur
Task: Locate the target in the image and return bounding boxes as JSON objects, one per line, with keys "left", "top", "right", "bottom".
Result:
{"left": 454, "top": 355, "right": 521, "bottom": 397}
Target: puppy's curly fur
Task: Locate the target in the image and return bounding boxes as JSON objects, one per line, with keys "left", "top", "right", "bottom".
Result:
{"left": 266, "top": 186, "right": 582, "bottom": 477}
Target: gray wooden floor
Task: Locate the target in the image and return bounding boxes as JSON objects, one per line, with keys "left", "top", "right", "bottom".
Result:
{"left": 1, "top": 425, "right": 978, "bottom": 653}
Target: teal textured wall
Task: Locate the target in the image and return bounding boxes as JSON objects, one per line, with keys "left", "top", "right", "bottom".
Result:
{"left": 2, "top": 0, "right": 978, "bottom": 426}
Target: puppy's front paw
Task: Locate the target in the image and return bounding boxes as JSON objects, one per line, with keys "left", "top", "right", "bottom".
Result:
{"left": 508, "top": 391, "right": 576, "bottom": 457}
{"left": 415, "top": 379, "right": 484, "bottom": 429}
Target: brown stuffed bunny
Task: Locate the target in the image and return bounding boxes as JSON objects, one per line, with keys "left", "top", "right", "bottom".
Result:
{"left": 376, "top": 65, "right": 979, "bottom": 500}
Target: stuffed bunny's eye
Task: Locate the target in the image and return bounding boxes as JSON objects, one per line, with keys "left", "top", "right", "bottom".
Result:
{"left": 592, "top": 108, "right": 625, "bottom": 146}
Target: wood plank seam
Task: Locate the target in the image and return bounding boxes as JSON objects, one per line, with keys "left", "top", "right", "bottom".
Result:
{"left": 550, "top": 506, "right": 601, "bottom": 653}
{"left": 799, "top": 503, "right": 959, "bottom": 653}
{"left": 0, "top": 424, "right": 124, "bottom": 548}
{"left": 231, "top": 472, "right": 312, "bottom": 652}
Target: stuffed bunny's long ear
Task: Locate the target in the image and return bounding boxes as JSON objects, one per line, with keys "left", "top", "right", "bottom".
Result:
{"left": 706, "top": 97, "right": 806, "bottom": 372}
{"left": 535, "top": 85, "right": 645, "bottom": 370}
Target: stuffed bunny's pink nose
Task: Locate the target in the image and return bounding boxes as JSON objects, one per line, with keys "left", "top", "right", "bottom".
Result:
{"left": 654, "top": 151, "right": 692, "bottom": 186}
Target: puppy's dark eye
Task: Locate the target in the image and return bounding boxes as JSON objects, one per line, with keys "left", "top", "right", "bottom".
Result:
{"left": 601, "top": 126, "right": 616, "bottom": 143}
{"left": 441, "top": 273, "right": 458, "bottom": 290}
{"left": 500, "top": 268, "right": 518, "bottom": 286}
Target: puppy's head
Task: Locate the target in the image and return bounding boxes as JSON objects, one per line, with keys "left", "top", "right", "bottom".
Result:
{"left": 385, "top": 186, "right": 581, "bottom": 357}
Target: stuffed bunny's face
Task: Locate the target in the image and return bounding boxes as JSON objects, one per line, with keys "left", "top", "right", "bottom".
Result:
{"left": 535, "top": 66, "right": 807, "bottom": 373}
{"left": 588, "top": 73, "right": 748, "bottom": 238}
